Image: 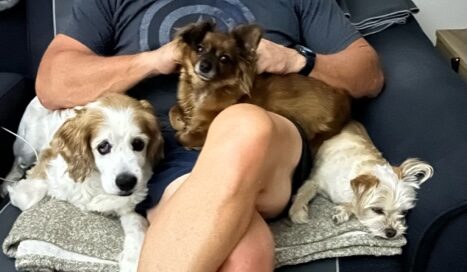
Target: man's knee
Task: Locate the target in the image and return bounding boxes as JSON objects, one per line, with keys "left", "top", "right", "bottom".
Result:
{"left": 208, "top": 103, "right": 276, "bottom": 153}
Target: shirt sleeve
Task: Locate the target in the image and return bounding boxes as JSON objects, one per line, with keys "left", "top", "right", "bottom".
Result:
{"left": 60, "top": 0, "right": 116, "bottom": 55}
{"left": 295, "top": 0, "right": 361, "bottom": 54}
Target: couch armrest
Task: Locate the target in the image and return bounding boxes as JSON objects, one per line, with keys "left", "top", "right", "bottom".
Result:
{"left": 357, "top": 18, "right": 467, "bottom": 272}
{"left": 0, "top": 72, "right": 34, "bottom": 178}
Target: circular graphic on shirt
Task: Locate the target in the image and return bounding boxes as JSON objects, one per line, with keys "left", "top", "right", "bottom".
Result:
{"left": 139, "top": 0, "right": 255, "bottom": 51}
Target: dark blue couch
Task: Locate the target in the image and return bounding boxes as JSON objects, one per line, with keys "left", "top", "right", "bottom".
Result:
{"left": 1, "top": 1, "right": 466, "bottom": 271}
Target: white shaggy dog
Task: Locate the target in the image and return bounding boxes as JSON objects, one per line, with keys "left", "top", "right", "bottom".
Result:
{"left": 289, "top": 121, "right": 433, "bottom": 239}
{"left": 6, "top": 94, "right": 164, "bottom": 272}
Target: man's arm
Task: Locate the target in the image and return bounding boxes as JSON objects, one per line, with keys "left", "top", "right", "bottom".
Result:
{"left": 36, "top": 34, "right": 180, "bottom": 110}
{"left": 256, "top": 37, "right": 384, "bottom": 98}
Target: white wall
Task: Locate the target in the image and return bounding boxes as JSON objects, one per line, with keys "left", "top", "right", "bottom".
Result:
{"left": 412, "top": 0, "right": 467, "bottom": 44}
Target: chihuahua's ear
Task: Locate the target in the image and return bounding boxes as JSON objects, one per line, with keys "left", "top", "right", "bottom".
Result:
{"left": 176, "top": 21, "right": 216, "bottom": 47}
{"left": 350, "top": 174, "right": 379, "bottom": 200}
{"left": 400, "top": 158, "right": 434, "bottom": 188}
{"left": 232, "top": 24, "right": 263, "bottom": 55}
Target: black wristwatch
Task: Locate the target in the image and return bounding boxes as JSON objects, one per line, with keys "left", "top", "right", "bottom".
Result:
{"left": 294, "top": 45, "right": 316, "bottom": 76}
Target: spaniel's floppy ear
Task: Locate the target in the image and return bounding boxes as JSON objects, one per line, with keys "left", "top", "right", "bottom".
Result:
{"left": 148, "top": 126, "right": 164, "bottom": 166}
{"left": 51, "top": 109, "right": 102, "bottom": 182}
{"left": 400, "top": 158, "right": 434, "bottom": 188}
{"left": 350, "top": 174, "right": 380, "bottom": 200}
{"left": 176, "top": 20, "right": 216, "bottom": 47}
{"left": 231, "top": 24, "right": 263, "bottom": 56}
{"left": 136, "top": 100, "right": 164, "bottom": 166}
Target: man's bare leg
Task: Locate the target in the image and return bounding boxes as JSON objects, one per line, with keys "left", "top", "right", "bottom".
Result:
{"left": 147, "top": 176, "right": 275, "bottom": 272}
{"left": 138, "top": 104, "right": 302, "bottom": 272}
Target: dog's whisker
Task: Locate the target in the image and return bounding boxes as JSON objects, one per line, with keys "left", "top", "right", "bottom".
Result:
{"left": 1, "top": 126, "right": 39, "bottom": 161}
{"left": 0, "top": 177, "right": 17, "bottom": 183}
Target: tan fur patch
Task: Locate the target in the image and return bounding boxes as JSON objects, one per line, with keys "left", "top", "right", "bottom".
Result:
{"left": 28, "top": 108, "right": 104, "bottom": 182}
{"left": 392, "top": 166, "right": 402, "bottom": 179}
{"left": 351, "top": 174, "right": 380, "bottom": 199}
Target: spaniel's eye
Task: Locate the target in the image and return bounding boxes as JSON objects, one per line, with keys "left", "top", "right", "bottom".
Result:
{"left": 131, "top": 138, "right": 145, "bottom": 152}
{"left": 196, "top": 44, "right": 204, "bottom": 53}
{"left": 219, "top": 55, "right": 231, "bottom": 63}
{"left": 97, "top": 140, "right": 112, "bottom": 155}
{"left": 371, "top": 207, "right": 384, "bottom": 215}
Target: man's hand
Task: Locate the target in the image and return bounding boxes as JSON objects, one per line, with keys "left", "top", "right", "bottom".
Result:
{"left": 256, "top": 39, "right": 305, "bottom": 74}
{"left": 147, "top": 39, "right": 182, "bottom": 75}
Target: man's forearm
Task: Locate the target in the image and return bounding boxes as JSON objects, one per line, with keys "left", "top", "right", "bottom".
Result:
{"left": 310, "top": 39, "right": 384, "bottom": 98}
{"left": 36, "top": 51, "right": 155, "bottom": 109}
{"left": 36, "top": 35, "right": 180, "bottom": 110}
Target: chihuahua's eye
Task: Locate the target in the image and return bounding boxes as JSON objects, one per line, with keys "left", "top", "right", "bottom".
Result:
{"left": 371, "top": 207, "right": 384, "bottom": 215}
{"left": 131, "top": 138, "right": 145, "bottom": 152}
{"left": 196, "top": 44, "right": 204, "bottom": 53}
{"left": 219, "top": 55, "right": 231, "bottom": 63}
{"left": 97, "top": 140, "right": 112, "bottom": 155}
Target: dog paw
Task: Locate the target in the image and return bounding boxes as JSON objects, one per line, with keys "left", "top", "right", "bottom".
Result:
{"left": 8, "top": 179, "right": 47, "bottom": 211}
{"left": 332, "top": 206, "right": 350, "bottom": 225}
{"left": 289, "top": 204, "right": 310, "bottom": 224}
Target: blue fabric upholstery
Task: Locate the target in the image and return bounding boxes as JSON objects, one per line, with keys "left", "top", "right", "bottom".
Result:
{"left": 358, "top": 17, "right": 467, "bottom": 272}
{"left": 0, "top": 1, "right": 28, "bottom": 75}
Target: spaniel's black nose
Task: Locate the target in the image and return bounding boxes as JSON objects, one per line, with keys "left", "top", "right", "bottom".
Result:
{"left": 116, "top": 173, "right": 137, "bottom": 193}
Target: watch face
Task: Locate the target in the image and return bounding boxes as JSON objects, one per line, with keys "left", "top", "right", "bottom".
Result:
{"left": 296, "top": 45, "right": 314, "bottom": 57}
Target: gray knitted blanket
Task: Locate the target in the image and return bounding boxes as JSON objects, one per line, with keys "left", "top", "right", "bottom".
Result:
{"left": 3, "top": 196, "right": 405, "bottom": 271}
{"left": 3, "top": 198, "right": 122, "bottom": 272}
{"left": 271, "top": 196, "right": 405, "bottom": 268}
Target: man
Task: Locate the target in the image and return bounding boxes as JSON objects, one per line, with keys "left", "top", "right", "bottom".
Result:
{"left": 35, "top": 0, "right": 383, "bottom": 271}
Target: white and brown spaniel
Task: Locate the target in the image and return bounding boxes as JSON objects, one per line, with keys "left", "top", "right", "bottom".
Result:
{"left": 5, "top": 93, "right": 163, "bottom": 272}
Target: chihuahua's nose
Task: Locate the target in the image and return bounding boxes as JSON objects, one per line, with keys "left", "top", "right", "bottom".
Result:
{"left": 385, "top": 228, "right": 397, "bottom": 238}
{"left": 199, "top": 60, "right": 213, "bottom": 73}
{"left": 116, "top": 173, "right": 137, "bottom": 193}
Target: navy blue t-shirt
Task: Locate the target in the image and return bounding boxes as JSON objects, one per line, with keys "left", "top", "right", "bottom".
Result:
{"left": 62, "top": 0, "right": 360, "bottom": 118}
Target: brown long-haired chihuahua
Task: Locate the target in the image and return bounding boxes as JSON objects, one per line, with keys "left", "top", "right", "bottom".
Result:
{"left": 170, "top": 21, "right": 351, "bottom": 152}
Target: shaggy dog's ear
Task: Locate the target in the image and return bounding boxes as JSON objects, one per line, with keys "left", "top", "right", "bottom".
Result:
{"left": 231, "top": 24, "right": 263, "bottom": 56}
{"left": 136, "top": 100, "right": 164, "bottom": 166}
{"left": 52, "top": 109, "right": 102, "bottom": 182}
{"left": 176, "top": 21, "right": 216, "bottom": 47}
{"left": 139, "top": 99, "right": 155, "bottom": 113}
{"left": 400, "top": 158, "right": 434, "bottom": 188}
{"left": 350, "top": 174, "right": 379, "bottom": 200}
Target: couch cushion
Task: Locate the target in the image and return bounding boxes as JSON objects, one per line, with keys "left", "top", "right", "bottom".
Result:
{"left": 357, "top": 17, "right": 467, "bottom": 272}
{"left": 0, "top": 73, "right": 24, "bottom": 98}
{"left": 0, "top": 0, "right": 28, "bottom": 75}
{"left": 25, "top": 0, "right": 54, "bottom": 77}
